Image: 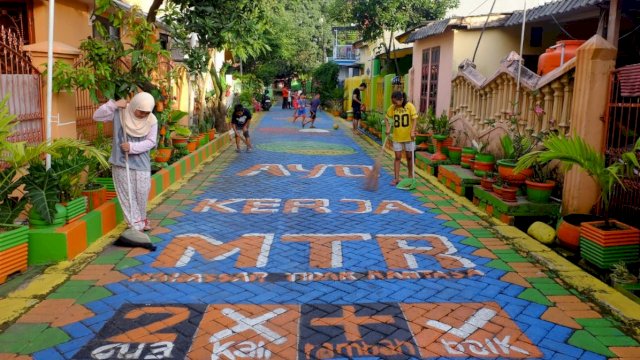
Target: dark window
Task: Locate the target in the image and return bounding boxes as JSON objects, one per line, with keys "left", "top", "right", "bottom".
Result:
{"left": 159, "top": 33, "right": 169, "bottom": 50}
{"left": 530, "top": 27, "right": 543, "bottom": 47}
{"left": 92, "top": 15, "right": 120, "bottom": 40}
{"left": 420, "top": 46, "right": 440, "bottom": 113}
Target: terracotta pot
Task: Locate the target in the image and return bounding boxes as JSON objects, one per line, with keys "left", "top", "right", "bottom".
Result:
{"left": 442, "top": 137, "right": 454, "bottom": 156}
{"left": 499, "top": 186, "right": 518, "bottom": 202}
{"left": 497, "top": 159, "right": 533, "bottom": 187}
{"left": 492, "top": 184, "right": 503, "bottom": 197}
{"left": 481, "top": 177, "right": 496, "bottom": 191}
{"left": 208, "top": 129, "right": 216, "bottom": 140}
{"left": 155, "top": 101, "right": 164, "bottom": 112}
{"left": 160, "top": 126, "right": 167, "bottom": 136}
{"left": 525, "top": 180, "right": 556, "bottom": 203}
{"left": 556, "top": 214, "right": 601, "bottom": 251}
{"left": 155, "top": 148, "right": 172, "bottom": 163}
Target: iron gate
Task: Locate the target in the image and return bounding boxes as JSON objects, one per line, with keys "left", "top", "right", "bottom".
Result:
{"left": 602, "top": 65, "right": 640, "bottom": 228}
{"left": 0, "top": 25, "right": 43, "bottom": 143}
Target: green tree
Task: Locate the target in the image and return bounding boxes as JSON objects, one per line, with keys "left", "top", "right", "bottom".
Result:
{"left": 329, "top": 0, "right": 458, "bottom": 73}
{"left": 163, "top": 0, "right": 274, "bottom": 131}
{"left": 52, "top": 0, "right": 169, "bottom": 102}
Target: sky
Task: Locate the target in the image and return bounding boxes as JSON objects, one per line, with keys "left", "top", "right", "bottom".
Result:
{"left": 447, "top": 0, "right": 559, "bottom": 17}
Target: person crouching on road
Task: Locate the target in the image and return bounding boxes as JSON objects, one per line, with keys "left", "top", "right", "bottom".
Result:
{"left": 384, "top": 91, "right": 418, "bottom": 186}
{"left": 232, "top": 104, "right": 253, "bottom": 153}
{"left": 93, "top": 92, "right": 157, "bottom": 232}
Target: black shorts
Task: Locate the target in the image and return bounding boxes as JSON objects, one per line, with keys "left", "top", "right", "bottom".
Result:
{"left": 310, "top": 110, "right": 317, "bottom": 119}
{"left": 353, "top": 108, "right": 362, "bottom": 120}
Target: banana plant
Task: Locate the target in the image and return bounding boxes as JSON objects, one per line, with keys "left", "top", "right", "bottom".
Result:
{"left": 515, "top": 134, "right": 640, "bottom": 226}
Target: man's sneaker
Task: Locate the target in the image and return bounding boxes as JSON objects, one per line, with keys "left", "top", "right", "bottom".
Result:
{"left": 235, "top": 148, "right": 241, "bottom": 153}
{"left": 246, "top": 147, "right": 253, "bottom": 153}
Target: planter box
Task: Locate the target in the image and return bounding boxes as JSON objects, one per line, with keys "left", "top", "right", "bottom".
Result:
{"left": 415, "top": 151, "right": 450, "bottom": 177}
{"left": 438, "top": 165, "right": 481, "bottom": 199}
{"left": 83, "top": 186, "right": 107, "bottom": 211}
{"left": 96, "top": 177, "right": 117, "bottom": 200}
{"left": 27, "top": 133, "right": 231, "bottom": 265}
{"left": 473, "top": 185, "right": 560, "bottom": 227}
{"left": 580, "top": 220, "right": 640, "bottom": 269}
{"left": 0, "top": 225, "right": 29, "bottom": 284}
{"left": 64, "top": 196, "right": 88, "bottom": 224}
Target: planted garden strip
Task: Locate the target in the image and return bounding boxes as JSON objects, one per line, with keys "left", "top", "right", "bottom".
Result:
{"left": 25, "top": 135, "right": 230, "bottom": 265}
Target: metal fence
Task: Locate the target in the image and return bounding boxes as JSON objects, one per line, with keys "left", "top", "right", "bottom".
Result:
{"left": 602, "top": 66, "right": 640, "bottom": 227}
{"left": 0, "top": 25, "right": 43, "bottom": 143}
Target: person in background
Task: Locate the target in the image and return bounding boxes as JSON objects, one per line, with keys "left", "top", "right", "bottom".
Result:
{"left": 93, "top": 92, "right": 157, "bottom": 232}
{"left": 384, "top": 91, "right": 417, "bottom": 186}
{"left": 303, "top": 93, "right": 321, "bottom": 128}
{"left": 231, "top": 103, "right": 254, "bottom": 153}
{"left": 352, "top": 82, "right": 367, "bottom": 134}
{"left": 293, "top": 93, "right": 308, "bottom": 125}
{"left": 282, "top": 86, "right": 289, "bottom": 109}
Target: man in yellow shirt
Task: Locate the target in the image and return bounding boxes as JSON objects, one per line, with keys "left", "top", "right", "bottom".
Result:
{"left": 385, "top": 91, "right": 418, "bottom": 186}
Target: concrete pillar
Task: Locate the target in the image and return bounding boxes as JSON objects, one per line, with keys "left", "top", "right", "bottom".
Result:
{"left": 561, "top": 35, "right": 617, "bottom": 215}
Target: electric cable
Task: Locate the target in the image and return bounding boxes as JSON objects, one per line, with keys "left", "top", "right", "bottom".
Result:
{"left": 472, "top": 0, "right": 498, "bottom": 63}
{"left": 551, "top": 13, "right": 576, "bottom": 39}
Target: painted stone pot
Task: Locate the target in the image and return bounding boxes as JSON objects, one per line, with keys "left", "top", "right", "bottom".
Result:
{"left": 497, "top": 159, "right": 533, "bottom": 188}
{"left": 448, "top": 146, "right": 462, "bottom": 165}
{"left": 461, "top": 147, "right": 477, "bottom": 169}
{"left": 431, "top": 134, "right": 449, "bottom": 161}
{"left": 556, "top": 214, "right": 601, "bottom": 251}
{"left": 473, "top": 153, "right": 495, "bottom": 177}
{"left": 525, "top": 180, "right": 555, "bottom": 203}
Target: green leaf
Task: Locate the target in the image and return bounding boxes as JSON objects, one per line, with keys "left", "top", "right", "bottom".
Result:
{"left": 23, "top": 164, "right": 59, "bottom": 224}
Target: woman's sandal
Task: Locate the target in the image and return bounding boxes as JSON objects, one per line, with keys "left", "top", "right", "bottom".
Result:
{"left": 143, "top": 219, "right": 152, "bottom": 232}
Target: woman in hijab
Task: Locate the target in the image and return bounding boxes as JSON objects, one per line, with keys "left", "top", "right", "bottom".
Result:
{"left": 93, "top": 92, "right": 158, "bottom": 232}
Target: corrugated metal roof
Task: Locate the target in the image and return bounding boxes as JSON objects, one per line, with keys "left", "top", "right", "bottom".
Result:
{"left": 505, "top": 0, "right": 607, "bottom": 26}
{"left": 407, "top": 19, "right": 451, "bottom": 42}
{"left": 405, "top": 14, "right": 512, "bottom": 43}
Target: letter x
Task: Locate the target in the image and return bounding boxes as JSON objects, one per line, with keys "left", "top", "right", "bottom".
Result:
{"left": 210, "top": 308, "right": 288, "bottom": 345}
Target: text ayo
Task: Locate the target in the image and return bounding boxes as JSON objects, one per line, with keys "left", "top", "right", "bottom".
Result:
{"left": 153, "top": 233, "right": 478, "bottom": 270}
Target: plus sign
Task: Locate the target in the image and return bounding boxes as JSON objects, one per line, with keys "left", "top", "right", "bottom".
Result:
{"left": 310, "top": 305, "right": 395, "bottom": 342}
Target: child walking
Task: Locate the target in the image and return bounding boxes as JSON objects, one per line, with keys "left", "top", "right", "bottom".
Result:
{"left": 293, "top": 93, "right": 308, "bottom": 125}
{"left": 384, "top": 91, "right": 418, "bottom": 186}
{"left": 303, "top": 93, "right": 321, "bottom": 128}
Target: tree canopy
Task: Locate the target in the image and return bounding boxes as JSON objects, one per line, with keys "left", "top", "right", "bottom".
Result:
{"left": 328, "top": 0, "right": 459, "bottom": 42}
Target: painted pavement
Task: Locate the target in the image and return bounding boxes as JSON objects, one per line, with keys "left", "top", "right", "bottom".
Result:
{"left": 1, "top": 108, "right": 639, "bottom": 360}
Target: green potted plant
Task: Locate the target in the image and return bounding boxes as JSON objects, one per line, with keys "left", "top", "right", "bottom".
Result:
{"left": 26, "top": 144, "right": 108, "bottom": 225}
{"left": 516, "top": 134, "right": 640, "bottom": 268}
{"left": 470, "top": 139, "right": 494, "bottom": 177}
{"left": 172, "top": 125, "right": 191, "bottom": 146}
{"left": 481, "top": 171, "right": 497, "bottom": 192}
{"left": 524, "top": 163, "right": 556, "bottom": 203}
{"left": 415, "top": 110, "right": 432, "bottom": 150}
{"left": 430, "top": 111, "right": 451, "bottom": 161}
{"left": 610, "top": 261, "right": 638, "bottom": 287}
{"left": 498, "top": 133, "right": 535, "bottom": 188}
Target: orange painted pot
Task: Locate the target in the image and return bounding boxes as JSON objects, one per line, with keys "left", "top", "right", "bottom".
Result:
{"left": 556, "top": 214, "right": 600, "bottom": 251}
{"left": 155, "top": 148, "right": 172, "bottom": 163}
{"left": 461, "top": 147, "right": 476, "bottom": 169}
{"left": 172, "top": 136, "right": 189, "bottom": 146}
{"left": 497, "top": 159, "right": 533, "bottom": 187}
{"left": 186, "top": 141, "right": 197, "bottom": 153}
{"left": 580, "top": 220, "right": 640, "bottom": 247}
{"left": 481, "top": 177, "right": 496, "bottom": 191}
{"left": 208, "top": 129, "right": 216, "bottom": 140}
{"left": 82, "top": 186, "right": 107, "bottom": 211}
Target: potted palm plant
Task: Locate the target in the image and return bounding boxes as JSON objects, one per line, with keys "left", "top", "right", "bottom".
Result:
{"left": 516, "top": 134, "right": 640, "bottom": 268}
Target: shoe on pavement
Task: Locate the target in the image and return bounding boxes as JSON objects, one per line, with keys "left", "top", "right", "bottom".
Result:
{"left": 246, "top": 147, "right": 253, "bottom": 153}
{"left": 235, "top": 148, "right": 241, "bottom": 153}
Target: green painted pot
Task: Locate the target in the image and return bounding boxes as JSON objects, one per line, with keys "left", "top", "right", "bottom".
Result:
{"left": 525, "top": 180, "right": 556, "bottom": 203}
{"left": 29, "top": 204, "right": 67, "bottom": 229}
{"left": 64, "top": 196, "right": 88, "bottom": 223}
{"left": 461, "top": 147, "right": 477, "bottom": 169}
{"left": 448, "top": 146, "right": 462, "bottom": 165}
{"left": 0, "top": 224, "right": 29, "bottom": 251}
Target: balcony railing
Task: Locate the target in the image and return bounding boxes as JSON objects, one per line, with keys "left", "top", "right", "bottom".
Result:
{"left": 333, "top": 45, "right": 357, "bottom": 61}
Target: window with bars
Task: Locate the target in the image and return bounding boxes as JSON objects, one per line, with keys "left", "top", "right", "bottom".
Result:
{"left": 420, "top": 46, "right": 440, "bottom": 113}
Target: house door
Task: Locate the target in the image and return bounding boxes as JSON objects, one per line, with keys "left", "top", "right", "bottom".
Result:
{"left": 420, "top": 47, "right": 440, "bottom": 113}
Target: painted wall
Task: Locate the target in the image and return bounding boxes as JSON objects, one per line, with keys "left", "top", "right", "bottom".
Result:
{"left": 410, "top": 31, "right": 454, "bottom": 117}
{"left": 32, "top": 0, "right": 92, "bottom": 46}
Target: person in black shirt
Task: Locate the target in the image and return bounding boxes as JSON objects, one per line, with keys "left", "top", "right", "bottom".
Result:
{"left": 231, "top": 104, "right": 253, "bottom": 152}
{"left": 352, "top": 82, "right": 367, "bottom": 134}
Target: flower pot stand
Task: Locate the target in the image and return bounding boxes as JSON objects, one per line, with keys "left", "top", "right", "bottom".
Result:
{"left": 580, "top": 221, "right": 640, "bottom": 269}
{"left": 473, "top": 185, "right": 561, "bottom": 227}
{"left": 430, "top": 134, "right": 449, "bottom": 161}
{"left": 0, "top": 225, "right": 29, "bottom": 284}
{"left": 438, "top": 164, "right": 481, "bottom": 200}
{"left": 415, "top": 151, "right": 450, "bottom": 177}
